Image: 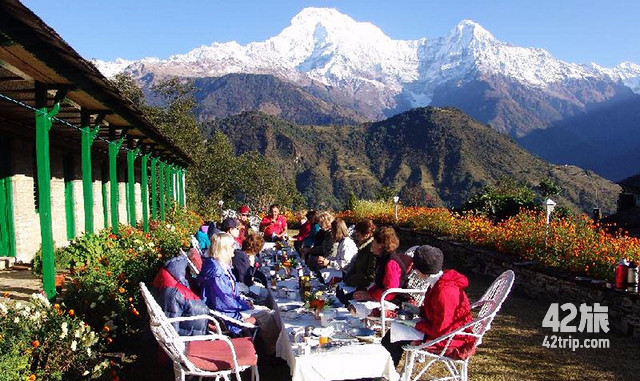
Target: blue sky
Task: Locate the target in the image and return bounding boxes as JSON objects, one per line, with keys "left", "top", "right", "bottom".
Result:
{"left": 22, "top": 0, "right": 640, "bottom": 67}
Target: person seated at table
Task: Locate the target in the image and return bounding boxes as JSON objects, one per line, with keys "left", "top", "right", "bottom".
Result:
{"left": 305, "top": 211, "right": 335, "bottom": 270}
{"left": 220, "top": 217, "right": 242, "bottom": 249}
{"left": 206, "top": 220, "right": 222, "bottom": 242}
{"left": 237, "top": 205, "right": 252, "bottom": 245}
{"left": 300, "top": 210, "right": 320, "bottom": 253}
{"left": 194, "top": 222, "right": 211, "bottom": 253}
{"left": 198, "top": 232, "right": 256, "bottom": 336}
{"left": 260, "top": 204, "right": 288, "bottom": 242}
{"left": 352, "top": 226, "right": 407, "bottom": 303}
{"left": 343, "top": 219, "right": 376, "bottom": 289}
{"left": 315, "top": 218, "right": 358, "bottom": 274}
{"left": 232, "top": 232, "right": 268, "bottom": 287}
{"left": 293, "top": 210, "right": 314, "bottom": 253}
{"left": 152, "top": 255, "right": 209, "bottom": 336}
{"left": 381, "top": 245, "right": 474, "bottom": 366}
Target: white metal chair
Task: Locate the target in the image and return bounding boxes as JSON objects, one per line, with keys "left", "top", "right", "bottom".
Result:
{"left": 191, "top": 235, "right": 204, "bottom": 256}
{"left": 139, "top": 282, "right": 259, "bottom": 381}
{"left": 400, "top": 270, "right": 515, "bottom": 381}
{"left": 379, "top": 269, "right": 434, "bottom": 333}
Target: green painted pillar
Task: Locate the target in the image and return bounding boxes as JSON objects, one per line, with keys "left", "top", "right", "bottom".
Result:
{"left": 80, "top": 125, "right": 99, "bottom": 234}
{"left": 159, "top": 160, "right": 165, "bottom": 221}
{"left": 108, "top": 138, "right": 124, "bottom": 234}
{"left": 0, "top": 139, "right": 16, "bottom": 257}
{"left": 150, "top": 157, "right": 158, "bottom": 220}
{"left": 166, "top": 165, "right": 172, "bottom": 208}
{"left": 127, "top": 147, "right": 140, "bottom": 226}
{"left": 141, "top": 153, "right": 150, "bottom": 232}
{"left": 35, "top": 102, "right": 60, "bottom": 299}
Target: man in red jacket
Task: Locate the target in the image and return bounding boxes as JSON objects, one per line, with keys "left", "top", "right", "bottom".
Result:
{"left": 382, "top": 245, "right": 475, "bottom": 366}
{"left": 259, "top": 204, "right": 288, "bottom": 242}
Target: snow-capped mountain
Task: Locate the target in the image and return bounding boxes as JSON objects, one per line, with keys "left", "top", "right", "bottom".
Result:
{"left": 97, "top": 7, "right": 640, "bottom": 136}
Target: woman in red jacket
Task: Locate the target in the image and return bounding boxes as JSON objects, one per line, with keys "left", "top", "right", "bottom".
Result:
{"left": 382, "top": 245, "right": 475, "bottom": 367}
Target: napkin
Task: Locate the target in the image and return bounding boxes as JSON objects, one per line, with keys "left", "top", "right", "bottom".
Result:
{"left": 390, "top": 320, "right": 424, "bottom": 343}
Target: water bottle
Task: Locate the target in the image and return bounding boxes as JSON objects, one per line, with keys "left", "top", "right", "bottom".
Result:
{"left": 627, "top": 261, "right": 638, "bottom": 293}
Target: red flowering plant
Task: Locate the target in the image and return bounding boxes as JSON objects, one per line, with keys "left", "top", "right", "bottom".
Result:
{"left": 350, "top": 201, "right": 640, "bottom": 282}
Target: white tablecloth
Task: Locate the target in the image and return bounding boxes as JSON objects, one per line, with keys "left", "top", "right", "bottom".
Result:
{"left": 270, "top": 278, "right": 399, "bottom": 381}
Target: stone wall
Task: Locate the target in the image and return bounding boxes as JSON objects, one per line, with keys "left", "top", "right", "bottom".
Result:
{"left": 396, "top": 227, "right": 640, "bottom": 337}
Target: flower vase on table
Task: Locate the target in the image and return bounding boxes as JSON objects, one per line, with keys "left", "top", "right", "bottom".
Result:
{"left": 283, "top": 260, "right": 292, "bottom": 278}
{"left": 307, "top": 291, "right": 326, "bottom": 320}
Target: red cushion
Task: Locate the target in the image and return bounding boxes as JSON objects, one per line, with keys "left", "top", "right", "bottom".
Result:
{"left": 186, "top": 337, "right": 257, "bottom": 371}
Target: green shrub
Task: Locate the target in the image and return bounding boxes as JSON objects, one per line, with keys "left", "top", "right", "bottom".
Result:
{"left": 0, "top": 294, "right": 106, "bottom": 381}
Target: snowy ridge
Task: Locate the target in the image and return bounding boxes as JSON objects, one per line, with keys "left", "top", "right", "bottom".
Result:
{"left": 93, "top": 7, "right": 640, "bottom": 111}
{"left": 592, "top": 62, "right": 640, "bottom": 93}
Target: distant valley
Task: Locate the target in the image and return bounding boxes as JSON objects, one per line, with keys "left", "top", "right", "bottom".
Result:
{"left": 206, "top": 108, "right": 619, "bottom": 214}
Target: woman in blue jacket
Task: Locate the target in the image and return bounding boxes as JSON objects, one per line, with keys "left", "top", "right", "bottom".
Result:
{"left": 198, "top": 232, "right": 254, "bottom": 335}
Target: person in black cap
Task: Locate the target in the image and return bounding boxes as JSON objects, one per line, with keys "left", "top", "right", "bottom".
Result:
{"left": 382, "top": 245, "right": 475, "bottom": 367}
{"left": 220, "top": 218, "right": 241, "bottom": 249}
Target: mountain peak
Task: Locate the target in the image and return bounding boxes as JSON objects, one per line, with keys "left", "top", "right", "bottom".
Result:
{"left": 290, "top": 7, "right": 346, "bottom": 24}
{"left": 448, "top": 19, "right": 496, "bottom": 45}
{"left": 284, "top": 7, "right": 388, "bottom": 41}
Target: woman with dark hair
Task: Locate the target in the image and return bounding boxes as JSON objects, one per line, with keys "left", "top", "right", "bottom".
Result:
{"left": 352, "top": 226, "right": 407, "bottom": 302}
{"left": 232, "top": 232, "right": 267, "bottom": 287}
{"left": 294, "top": 210, "right": 317, "bottom": 252}
{"left": 342, "top": 219, "right": 376, "bottom": 289}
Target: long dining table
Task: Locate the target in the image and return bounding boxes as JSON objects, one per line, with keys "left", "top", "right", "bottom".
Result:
{"left": 265, "top": 274, "right": 400, "bottom": 381}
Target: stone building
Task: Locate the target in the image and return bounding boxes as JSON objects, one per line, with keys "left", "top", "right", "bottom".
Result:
{"left": 0, "top": 0, "right": 191, "bottom": 278}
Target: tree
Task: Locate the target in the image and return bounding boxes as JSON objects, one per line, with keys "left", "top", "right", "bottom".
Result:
{"left": 376, "top": 186, "right": 397, "bottom": 202}
{"left": 460, "top": 177, "right": 537, "bottom": 221}
{"left": 236, "top": 152, "right": 303, "bottom": 212}
{"left": 345, "top": 191, "right": 358, "bottom": 211}
{"left": 112, "top": 73, "right": 146, "bottom": 107}
{"left": 112, "top": 75, "right": 305, "bottom": 218}
{"left": 401, "top": 183, "right": 435, "bottom": 207}
{"left": 539, "top": 178, "right": 562, "bottom": 198}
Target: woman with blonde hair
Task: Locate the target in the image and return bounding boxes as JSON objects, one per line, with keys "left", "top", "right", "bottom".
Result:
{"left": 315, "top": 218, "right": 357, "bottom": 271}
{"left": 198, "top": 232, "right": 254, "bottom": 335}
{"left": 305, "top": 211, "right": 335, "bottom": 269}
